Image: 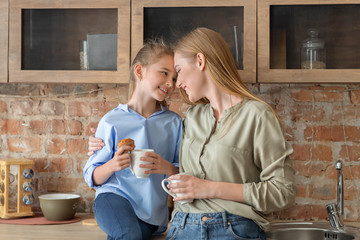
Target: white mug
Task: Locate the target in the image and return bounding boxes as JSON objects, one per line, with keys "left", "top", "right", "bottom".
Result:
{"left": 130, "top": 149, "right": 154, "bottom": 178}
{"left": 161, "top": 173, "right": 194, "bottom": 204}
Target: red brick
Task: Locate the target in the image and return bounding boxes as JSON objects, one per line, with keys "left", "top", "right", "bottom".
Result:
{"left": 47, "top": 157, "right": 71, "bottom": 173}
{"left": 289, "top": 90, "right": 313, "bottom": 102}
{"left": 344, "top": 205, "right": 360, "bottom": 221}
{"left": 50, "top": 119, "right": 66, "bottom": 134}
{"left": 10, "top": 100, "right": 38, "bottom": 116}
{"left": 313, "top": 91, "right": 344, "bottom": 102}
{"left": 339, "top": 144, "right": 360, "bottom": 162}
{"left": 90, "top": 101, "right": 118, "bottom": 117}
{"left": 304, "top": 125, "right": 345, "bottom": 142}
{"left": 291, "top": 104, "right": 325, "bottom": 122}
{"left": 291, "top": 144, "right": 311, "bottom": 161}
{"left": 42, "top": 177, "right": 85, "bottom": 193}
{"left": 68, "top": 120, "right": 83, "bottom": 135}
{"left": 350, "top": 90, "right": 360, "bottom": 104}
{"left": 345, "top": 126, "right": 360, "bottom": 142}
{"left": 0, "top": 100, "right": 7, "bottom": 113}
{"left": 66, "top": 138, "right": 88, "bottom": 155}
{"left": 30, "top": 120, "right": 48, "bottom": 134}
{"left": 38, "top": 100, "right": 65, "bottom": 116}
{"left": 8, "top": 137, "right": 41, "bottom": 153}
{"left": 102, "top": 84, "right": 128, "bottom": 103}
{"left": 309, "top": 183, "right": 336, "bottom": 200}
{"left": 47, "top": 138, "right": 65, "bottom": 154}
{"left": 275, "top": 204, "right": 328, "bottom": 220}
{"left": 312, "top": 144, "right": 332, "bottom": 161}
{"left": 293, "top": 160, "right": 330, "bottom": 177}
{"left": 331, "top": 105, "right": 360, "bottom": 123}
{"left": 69, "top": 102, "right": 91, "bottom": 117}
{"left": 296, "top": 184, "right": 307, "bottom": 198}
{"left": 1, "top": 119, "right": 22, "bottom": 134}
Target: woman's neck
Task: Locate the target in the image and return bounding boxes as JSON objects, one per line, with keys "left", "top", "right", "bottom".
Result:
{"left": 206, "top": 84, "right": 242, "bottom": 121}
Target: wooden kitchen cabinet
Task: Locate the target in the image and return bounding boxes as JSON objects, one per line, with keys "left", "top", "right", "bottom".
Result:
{"left": 9, "top": 0, "right": 130, "bottom": 83}
{"left": 0, "top": 0, "right": 8, "bottom": 83}
{"left": 258, "top": 0, "right": 360, "bottom": 83}
{"left": 132, "top": 0, "right": 257, "bottom": 83}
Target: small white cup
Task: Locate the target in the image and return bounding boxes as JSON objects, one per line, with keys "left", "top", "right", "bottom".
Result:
{"left": 130, "top": 149, "right": 154, "bottom": 178}
{"left": 161, "top": 173, "right": 194, "bottom": 204}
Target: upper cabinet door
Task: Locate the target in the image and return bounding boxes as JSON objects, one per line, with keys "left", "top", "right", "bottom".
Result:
{"left": 9, "top": 0, "right": 130, "bottom": 83}
{"left": 258, "top": 0, "right": 360, "bottom": 83}
{"left": 132, "top": 0, "right": 256, "bottom": 83}
{"left": 0, "top": 0, "right": 8, "bottom": 83}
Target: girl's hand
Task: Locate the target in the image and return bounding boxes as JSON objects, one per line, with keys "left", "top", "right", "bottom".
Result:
{"left": 88, "top": 128, "right": 105, "bottom": 156}
{"left": 139, "top": 152, "right": 179, "bottom": 177}
{"left": 92, "top": 145, "right": 134, "bottom": 186}
{"left": 166, "top": 174, "right": 216, "bottom": 202}
{"left": 106, "top": 145, "right": 133, "bottom": 172}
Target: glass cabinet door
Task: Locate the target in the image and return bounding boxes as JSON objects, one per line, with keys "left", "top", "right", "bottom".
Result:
{"left": 258, "top": 0, "right": 360, "bottom": 83}
{"left": 132, "top": 0, "right": 256, "bottom": 83}
{"left": 0, "top": 0, "right": 8, "bottom": 83}
{"left": 9, "top": 0, "right": 130, "bottom": 83}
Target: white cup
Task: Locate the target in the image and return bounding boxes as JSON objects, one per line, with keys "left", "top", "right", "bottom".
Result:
{"left": 161, "top": 173, "right": 194, "bottom": 204}
{"left": 130, "top": 149, "right": 154, "bottom": 178}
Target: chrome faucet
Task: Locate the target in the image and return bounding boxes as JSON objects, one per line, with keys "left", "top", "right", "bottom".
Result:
{"left": 326, "top": 160, "right": 344, "bottom": 229}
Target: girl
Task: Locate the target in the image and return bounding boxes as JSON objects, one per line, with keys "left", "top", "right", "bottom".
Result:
{"left": 83, "top": 40, "right": 182, "bottom": 240}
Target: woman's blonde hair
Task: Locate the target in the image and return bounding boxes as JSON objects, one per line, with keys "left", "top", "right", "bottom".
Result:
{"left": 129, "top": 39, "right": 174, "bottom": 107}
{"left": 175, "top": 28, "right": 274, "bottom": 112}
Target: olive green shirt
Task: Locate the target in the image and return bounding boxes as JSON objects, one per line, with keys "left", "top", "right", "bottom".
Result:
{"left": 173, "top": 99, "right": 296, "bottom": 230}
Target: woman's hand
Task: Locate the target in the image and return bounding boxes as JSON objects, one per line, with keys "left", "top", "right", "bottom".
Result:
{"left": 140, "top": 152, "right": 179, "bottom": 177}
{"left": 167, "top": 174, "right": 216, "bottom": 202}
{"left": 88, "top": 128, "right": 105, "bottom": 156}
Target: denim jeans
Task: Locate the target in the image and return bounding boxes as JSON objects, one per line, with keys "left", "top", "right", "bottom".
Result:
{"left": 94, "top": 193, "right": 158, "bottom": 240}
{"left": 166, "top": 212, "right": 266, "bottom": 240}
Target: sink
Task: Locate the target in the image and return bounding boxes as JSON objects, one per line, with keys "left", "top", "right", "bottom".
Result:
{"left": 266, "top": 222, "right": 359, "bottom": 240}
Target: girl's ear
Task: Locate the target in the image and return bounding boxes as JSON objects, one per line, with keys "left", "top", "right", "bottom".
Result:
{"left": 134, "top": 64, "right": 143, "bottom": 80}
{"left": 196, "top": 53, "right": 206, "bottom": 71}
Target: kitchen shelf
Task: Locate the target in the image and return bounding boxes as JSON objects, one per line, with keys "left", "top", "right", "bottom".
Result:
{"left": 132, "top": 0, "right": 256, "bottom": 83}
{"left": 258, "top": 0, "right": 360, "bottom": 83}
{"left": 9, "top": 0, "right": 130, "bottom": 83}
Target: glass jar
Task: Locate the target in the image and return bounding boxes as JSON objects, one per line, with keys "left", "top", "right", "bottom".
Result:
{"left": 301, "top": 28, "right": 326, "bottom": 69}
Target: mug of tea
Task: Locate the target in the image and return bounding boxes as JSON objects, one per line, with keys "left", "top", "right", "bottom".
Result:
{"left": 161, "top": 173, "right": 194, "bottom": 204}
{"left": 130, "top": 149, "right": 154, "bottom": 178}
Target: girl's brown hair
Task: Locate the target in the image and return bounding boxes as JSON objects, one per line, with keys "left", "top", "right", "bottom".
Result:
{"left": 129, "top": 39, "right": 174, "bottom": 107}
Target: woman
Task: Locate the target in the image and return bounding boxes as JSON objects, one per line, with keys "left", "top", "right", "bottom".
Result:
{"left": 89, "top": 28, "right": 296, "bottom": 240}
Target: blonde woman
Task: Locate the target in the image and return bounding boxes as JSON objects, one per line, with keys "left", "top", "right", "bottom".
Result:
{"left": 89, "top": 28, "right": 296, "bottom": 239}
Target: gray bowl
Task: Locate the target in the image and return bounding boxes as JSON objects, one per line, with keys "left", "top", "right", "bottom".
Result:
{"left": 39, "top": 193, "right": 80, "bottom": 221}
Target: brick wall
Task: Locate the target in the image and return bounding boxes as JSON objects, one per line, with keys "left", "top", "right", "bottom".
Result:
{"left": 0, "top": 83, "right": 359, "bottom": 222}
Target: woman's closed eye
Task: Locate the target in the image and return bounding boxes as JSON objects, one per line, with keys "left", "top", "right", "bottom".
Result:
{"left": 161, "top": 71, "right": 168, "bottom": 76}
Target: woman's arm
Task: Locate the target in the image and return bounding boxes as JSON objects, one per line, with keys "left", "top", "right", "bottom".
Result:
{"left": 167, "top": 174, "right": 245, "bottom": 203}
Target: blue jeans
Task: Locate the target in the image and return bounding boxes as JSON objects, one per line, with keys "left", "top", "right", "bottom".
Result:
{"left": 94, "top": 193, "right": 158, "bottom": 240}
{"left": 166, "top": 212, "right": 266, "bottom": 240}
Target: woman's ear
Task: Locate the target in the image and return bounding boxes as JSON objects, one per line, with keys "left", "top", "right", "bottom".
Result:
{"left": 134, "top": 64, "right": 143, "bottom": 80}
{"left": 196, "top": 53, "right": 206, "bottom": 71}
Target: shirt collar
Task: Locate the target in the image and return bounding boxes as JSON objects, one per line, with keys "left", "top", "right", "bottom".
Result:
{"left": 117, "top": 103, "right": 167, "bottom": 115}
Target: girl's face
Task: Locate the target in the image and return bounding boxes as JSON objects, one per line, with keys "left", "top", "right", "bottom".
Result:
{"left": 174, "top": 52, "right": 206, "bottom": 103}
{"left": 140, "top": 54, "right": 177, "bottom": 101}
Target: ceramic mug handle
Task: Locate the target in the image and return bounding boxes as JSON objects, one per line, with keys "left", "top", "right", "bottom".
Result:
{"left": 161, "top": 178, "right": 176, "bottom": 198}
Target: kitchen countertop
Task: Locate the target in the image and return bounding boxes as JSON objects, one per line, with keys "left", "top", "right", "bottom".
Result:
{"left": 0, "top": 214, "right": 166, "bottom": 240}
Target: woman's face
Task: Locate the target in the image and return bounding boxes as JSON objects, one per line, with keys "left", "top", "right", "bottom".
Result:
{"left": 140, "top": 54, "right": 177, "bottom": 102}
{"left": 174, "top": 52, "right": 206, "bottom": 103}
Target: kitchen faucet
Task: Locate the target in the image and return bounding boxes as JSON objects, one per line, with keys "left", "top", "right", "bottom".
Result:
{"left": 326, "top": 159, "right": 344, "bottom": 229}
